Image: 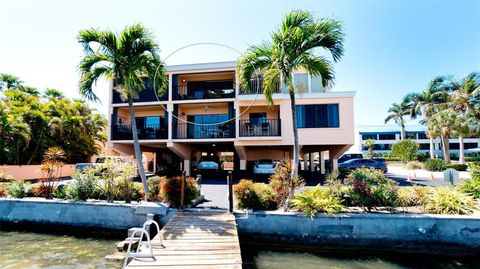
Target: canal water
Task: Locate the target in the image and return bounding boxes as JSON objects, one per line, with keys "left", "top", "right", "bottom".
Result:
{"left": 1, "top": 230, "right": 480, "bottom": 269}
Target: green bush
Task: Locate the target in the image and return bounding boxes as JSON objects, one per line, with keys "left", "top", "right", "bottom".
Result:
{"left": 424, "top": 159, "right": 446, "bottom": 171}
{"left": 465, "top": 156, "right": 480, "bottom": 162}
{"left": 234, "top": 179, "right": 277, "bottom": 210}
{"left": 392, "top": 139, "right": 420, "bottom": 164}
{"left": 147, "top": 176, "right": 165, "bottom": 201}
{"left": 160, "top": 176, "right": 200, "bottom": 208}
{"left": 423, "top": 187, "right": 477, "bottom": 215}
{"left": 346, "top": 168, "right": 399, "bottom": 211}
{"left": 459, "top": 163, "right": 480, "bottom": 198}
{"left": 396, "top": 186, "right": 431, "bottom": 207}
{"left": 6, "top": 180, "right": 31, "bottom": 198}
{"left": 405, "top": 161, "right": 424, "bottom": 170}
{"left": 115, "top": 178, "right": 138, "bottom": 203}
{"left": 66, "top": 170, "right": 97, "bottom": 201}
{"left": 291, "top": 186, "right": 345, "bottom": 218}
{"left": 53, "top": 185, "right": 67, "bottom": 199}
{"left": 446, "top": 164, "right": 468, "bottom": 171}
{"left": 414, "top": 153, "right": 429, "bottom": 162}
{"left": 268, "top": 160, "right": 304, "bottom": 209}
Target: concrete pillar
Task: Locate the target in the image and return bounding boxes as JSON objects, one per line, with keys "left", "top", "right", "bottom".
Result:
{"left": 184, "top": 160, "right": 191, "bottom": 176}
{"left": 308, "top": 152, "right": 313, "bottom": 172}
{"left": 332, "top": 158, "right": 338, "bottom": 173}
{"left": 320, "top": 151, "right": 325, "bottom": 174}
{"left": 303, "top": 153, "right": 308, "bottom": 171}
{"left": 240, "top": 159, "right": 247, "bottom": 170}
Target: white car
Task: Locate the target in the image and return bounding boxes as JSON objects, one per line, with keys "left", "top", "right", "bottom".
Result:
{"left": 253, "top": 159, "right": 277, "bottom": 175}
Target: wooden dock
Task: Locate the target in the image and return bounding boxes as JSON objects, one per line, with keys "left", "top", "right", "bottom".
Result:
{"left": 126, "top": 211, "right": 242, "bottom": 269}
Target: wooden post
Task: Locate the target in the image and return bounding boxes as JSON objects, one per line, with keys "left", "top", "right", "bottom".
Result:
{"left": 227, "top": 171, "right": 233, "bottom": 213}
{"left": 180, "top": 170, "right": 186, "bottom": 209}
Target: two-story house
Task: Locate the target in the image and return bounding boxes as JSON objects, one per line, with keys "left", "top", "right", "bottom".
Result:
{"left": 107, "top": 61, "right": 355, "bottom": 177}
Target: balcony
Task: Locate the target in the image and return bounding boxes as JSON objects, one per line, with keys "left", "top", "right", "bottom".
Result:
{"left": 173, "top": 80, "right": 235, "bottom": 100}
{"left": 239, "top": 78, "right": 281, "bottom": 95}
{"left": 112, "top": 79, "right": 168, "bottom": 103}
{"left": 239, "top": 119, "right": 281, "bottom": 137}
{"left": 111, "top": 124, "right": 168, "bottom": 140}
{"left": 174, "top": 122, "right": 235, "bottom": 139}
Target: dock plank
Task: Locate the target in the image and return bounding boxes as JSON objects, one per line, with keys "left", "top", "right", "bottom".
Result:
{"left": 126, "top": 211, "right": 242, "bottom": 268}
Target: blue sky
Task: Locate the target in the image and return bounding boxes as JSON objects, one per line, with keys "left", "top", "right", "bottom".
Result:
{"left": 0, "top": 0, "right": 478, "bottom": 126}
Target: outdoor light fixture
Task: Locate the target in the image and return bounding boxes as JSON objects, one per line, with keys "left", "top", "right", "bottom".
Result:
{"left": 181, "top": 78, "right": 186, "bottom": 83}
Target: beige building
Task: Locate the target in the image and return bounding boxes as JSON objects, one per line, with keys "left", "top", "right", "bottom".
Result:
{"left": 107, "top": 61, "right": 355, "bottom": 178}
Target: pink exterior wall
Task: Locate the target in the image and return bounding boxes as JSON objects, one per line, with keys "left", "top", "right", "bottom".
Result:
{"left": 3, "top": 164, "right": 76, "bottom": 180}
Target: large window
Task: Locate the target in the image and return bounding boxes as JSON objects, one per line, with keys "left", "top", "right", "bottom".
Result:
{"left": 294, "top": 73, "right": 309, "bottom": 93}
{"left": 186, "top": 114, "right": 229, "bottom": 139}
{"left": 378, "top": 134, "right": 396, "bottom": 140}
{"left": 296, "top": 104, "right": 339, "bottom": 128}
{"left": 418, "top": 132, "right": 428, "bottom": 139}
{"left": 310, "top": 75, "right": 324, "bottom": 93}
{"left": 362, "top": 134, "right": 377, "bottom": 140}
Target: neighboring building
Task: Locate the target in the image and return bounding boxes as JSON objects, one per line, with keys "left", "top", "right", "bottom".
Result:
{"left": 358, "top": 125, "right": 480, "bottom": 156}
{"left": 106, "top": 61, "right": 355, "bottom": 176}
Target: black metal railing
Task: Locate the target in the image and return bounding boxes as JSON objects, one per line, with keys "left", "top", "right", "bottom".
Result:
{"left": 111, "top": 124, "right": 168, "bottom": 140}
{"left": 173, "top": 122, "right": 235, "bottom": 139}
{"left": 239, "top": 119, "right": 281, "bottom": 137}
{"left": 239, "top": 78, "right": 282, "bottom": 95}
{"left": 173, "top": 81, "right": 235, "bottom": 100}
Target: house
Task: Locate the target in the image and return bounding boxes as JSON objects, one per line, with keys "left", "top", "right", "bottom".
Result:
{"left": 358, "top": 125, "right": 480, "bottom": 157}
{"left": 106, "top": 61, "right": 355, "bottom": 177}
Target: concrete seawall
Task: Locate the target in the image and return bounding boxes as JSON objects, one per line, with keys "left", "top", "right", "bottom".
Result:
{"left": 0, "top": 198, "right": 167, "bottom": 231}
{"left": 235, "top": 211, "right": 480, "bottom": 255}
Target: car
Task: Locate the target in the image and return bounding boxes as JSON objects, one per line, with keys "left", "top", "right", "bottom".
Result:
{"left": 338, "top": 158, "right": 388, "bottom": 173}
{"left": 195, "top": 157, "right": 221, "bottom": 175}
{"left": 75, "top": 156, "right": 131, "bottom": 173}
{"left": 253, "top": 159, "right": 277, "bottom": 175}
{"left": 338, "top": 153, "right": 364, "bottom": 164}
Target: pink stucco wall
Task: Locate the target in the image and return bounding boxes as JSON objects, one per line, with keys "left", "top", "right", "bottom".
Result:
{"left": 3, "top": 164, "right": 76, "bottom": 180}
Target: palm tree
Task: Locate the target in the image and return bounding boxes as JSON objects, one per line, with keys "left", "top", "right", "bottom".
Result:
{"left": 77, "top": 24, "right": 167, "bottom": 194}
{"left": 428, "top": 110, "right": 459, "bottom": 163}
{"left": 364, "top": 139, "right": 375, "bottom": 159}
{"left": 404, "top": 76, "right": 452, "bottom": 158}
{"left": 384, "top": 101, "right": 409, "bottom": 140}
{"left": 237, "top": 10, "right": 344, "bottom": 182}
{"left": 0, "top": 73, "right": 23, "bottom": 90}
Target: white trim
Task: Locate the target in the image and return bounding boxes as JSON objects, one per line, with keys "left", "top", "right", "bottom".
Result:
{"left": 172, "top": 98, "right": 235, "bottom": 105}
{"left": 237, "top": 91, "right": 356, "bottom": 101}
{"left": 237, "top": 136, "right": 282, "bottom": 141}
{"left": 171, "top": 138, "right": 235, "bottom": 143}
{"left": 112, "top": 101, "right": 169, "bottom": 107}
{"left": 166, "top": 61, "right": 236, "bottom": 72}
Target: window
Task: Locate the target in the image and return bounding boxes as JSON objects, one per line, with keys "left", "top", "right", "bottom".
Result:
{"left": 378, "top": 134, "right": 396, "bottom": 140}
{"left": 419, "top": 143, "right": 430, "bottom": 150}
{"left": 294, "top": 73, "right": 309, "bottom": 93}
{"left": 451, "top": 142, "right": 479, "bottom": 150}
{"left": 362, "top": 134, "right": 377, "bottom": 140}
{"left": 296, "top": 104, "right": 339, "bottom": 128}
{"left": 405, "top": 133, "right": 416, "bottom": 139}
{"left": 136, "top": 116, "right": 163, "bottom": 128}
{"left": 418, "top": 133, "right": 428, "bottom": 139}
{"left": 249, "top": 113, "right": 267, "bottom": 124}
{"left": 310, "top": 75, "right": 324, "bottom": 93}
{"left": 186, "top": 114, "right": 229, "bottom": 139}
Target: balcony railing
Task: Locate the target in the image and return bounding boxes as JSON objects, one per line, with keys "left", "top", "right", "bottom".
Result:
{"left": 239, "top": 119, "right": 281, "bottom": 137}
{"left": 239, "top": 79, "right": 282, "bottom": 95}
{"left": 111, "top": 124, "right": 168, "bottom": 140}
{"left": 173, "top": 81, "right": 235, "bottom": 100}
{"left": 174, "top": 122, "right": 235, "bottom": 139}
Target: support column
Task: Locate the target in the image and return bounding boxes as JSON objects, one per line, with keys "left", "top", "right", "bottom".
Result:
{"left": 309, "top": 152, "right": 314, "bottom": 172}
{"left": 303, "top": 153, "right": 308, "bottom": 171}
{"left": 184, "top": 159, "right": 191, "bottom": 176}
{"left": 332, "top": 158, "right": 338, "bottom": 173}
{"left": 240, "top": 160, "right": 247, "bottom": 170}
{"left": 320, "top": 151, "right": 325, "bottom": 174}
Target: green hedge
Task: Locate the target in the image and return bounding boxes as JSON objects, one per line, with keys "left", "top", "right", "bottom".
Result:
{"left": 446, "top": 164, "right": 468, "bottom": 171}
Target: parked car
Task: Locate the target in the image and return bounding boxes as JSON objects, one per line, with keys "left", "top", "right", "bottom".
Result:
{"left": 338, "top": 158, "right": 388, "bottom": 173}
{"left": 338, "top": 153, "right": 364, "bottom": 164}
{"left": 195, "top": 157, "right": 221, "bottom": 175}
{"left": 75, "top": 156, "right": 131, "bottom": 173}
{"left": 253, "top": 159, "right": 277, "bottom": 175}
{"left": 373, "top": 158, "right": 387, "bottom": 165}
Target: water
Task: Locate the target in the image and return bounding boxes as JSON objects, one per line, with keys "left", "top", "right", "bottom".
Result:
{"left": 246, "top": 250, "right": 480, "bottom": 269}
{"left": 1, "top": 231, "right": 480, "bottom": 269}
{"left": 0, "top": 231, "right": 121, "bottom": 269}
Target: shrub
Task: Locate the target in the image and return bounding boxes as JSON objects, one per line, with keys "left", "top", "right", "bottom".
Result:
{"left": 424, "top": 159, "right": 446, "bottom": 171}
{"left": 53, "top": 185, "right": 67, "bottom": 199}
{"left": 396, "top": 186, "right": 430, "bottom": 207}
{"left": 405, "top": 161, "right": 424, "bottom": 170}
{"left": 160, "top": 176, "right": 200, "bottom": 208}
{"left": 346, "top": 168, "right": 399, "bottom": 211}
{"left": 291, "top": 186, "right": 345, "bottom": 218}
{"left": 423, "top": 187, "right": 477, "bottom": 215}
{"left": 234, "top": 179, "right": 277, "bottom": 210}
{"left": 465, "top": 156, "right": 480, "bottom": 162}
{"left": 338, "top": 167, "right": 350, "bottom": 179}
{"left": 459, "top": 163, "right": 480, "bottom": 198}
{"left": 7, "top": 180, "right": 31, "bottom": 198}
{"left": 391, "top": 139, "right": 419, "bottom": 164}
{"left": 446, "top": 164, "right": 468, "bottom": 171}
{"left": 66, "top": 170, "right": 97, "bottom": 201}
{"left": 147, "top": 176, "right": 165, "bottom": 201}
{"left": 414, "top": 153, "right": 429, "bottom": 162}
{"left": 115, "top": 179, "right": 144, "bottom": 203}
{"left": 268, "top": 160, "right": 304, "bottom": 210}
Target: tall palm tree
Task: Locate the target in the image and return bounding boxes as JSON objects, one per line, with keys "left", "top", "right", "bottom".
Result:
{"left": 428, "top": 109, "right": 459, "bottom": 163}
{"left": 77, "top": 24, "right": 167, "bottom": 194}
{"left": 0, "top": 73, "right": 23, "bottom": 90}
{"left": 364, "top": 139, "right": 375, "bottom": 159}
{"left": 404, "top": 76, "right": 452, "bottom": 158}
{"left": 384, "top": 101, "right": 409, "bottom": 140}
{"left": 237, "top": 10, "right": 344, "bottom": 182}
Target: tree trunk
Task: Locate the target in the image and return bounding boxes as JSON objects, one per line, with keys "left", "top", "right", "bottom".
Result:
{"left": 459, "top": 136, "right": 465, "bottom": 164}
{"left": 128, "top": 98, "right": 150, "bottom": 195}
{"left": 400, "top": 125, "right": 405, "bottom": 140}
{"left": 442, "top": 136, "right": 450, "bottom": 163}
{"left": 429, "top": 137, "right": 435, "bottom": 159}
{"left": 285, "top": 89, "right": 299, "bottom": 211}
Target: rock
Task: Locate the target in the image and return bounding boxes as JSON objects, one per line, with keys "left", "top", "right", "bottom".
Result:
{"left": 116, "top": 238, "right": 140, "bottom": 252}
{"left": 105, "top": 252, "right": 125, "bottom": 262}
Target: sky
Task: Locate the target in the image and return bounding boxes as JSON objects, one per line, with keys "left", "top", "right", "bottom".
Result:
{"left": 0, "top": 0, "right": 479, "bottom": 126}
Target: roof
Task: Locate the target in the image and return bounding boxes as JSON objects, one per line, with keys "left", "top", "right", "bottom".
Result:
{"left": 358, "top": 125, "right": 426, "bottom": 134}
{"left": 166, "top": 61, "right": 237, "bottom": 72}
